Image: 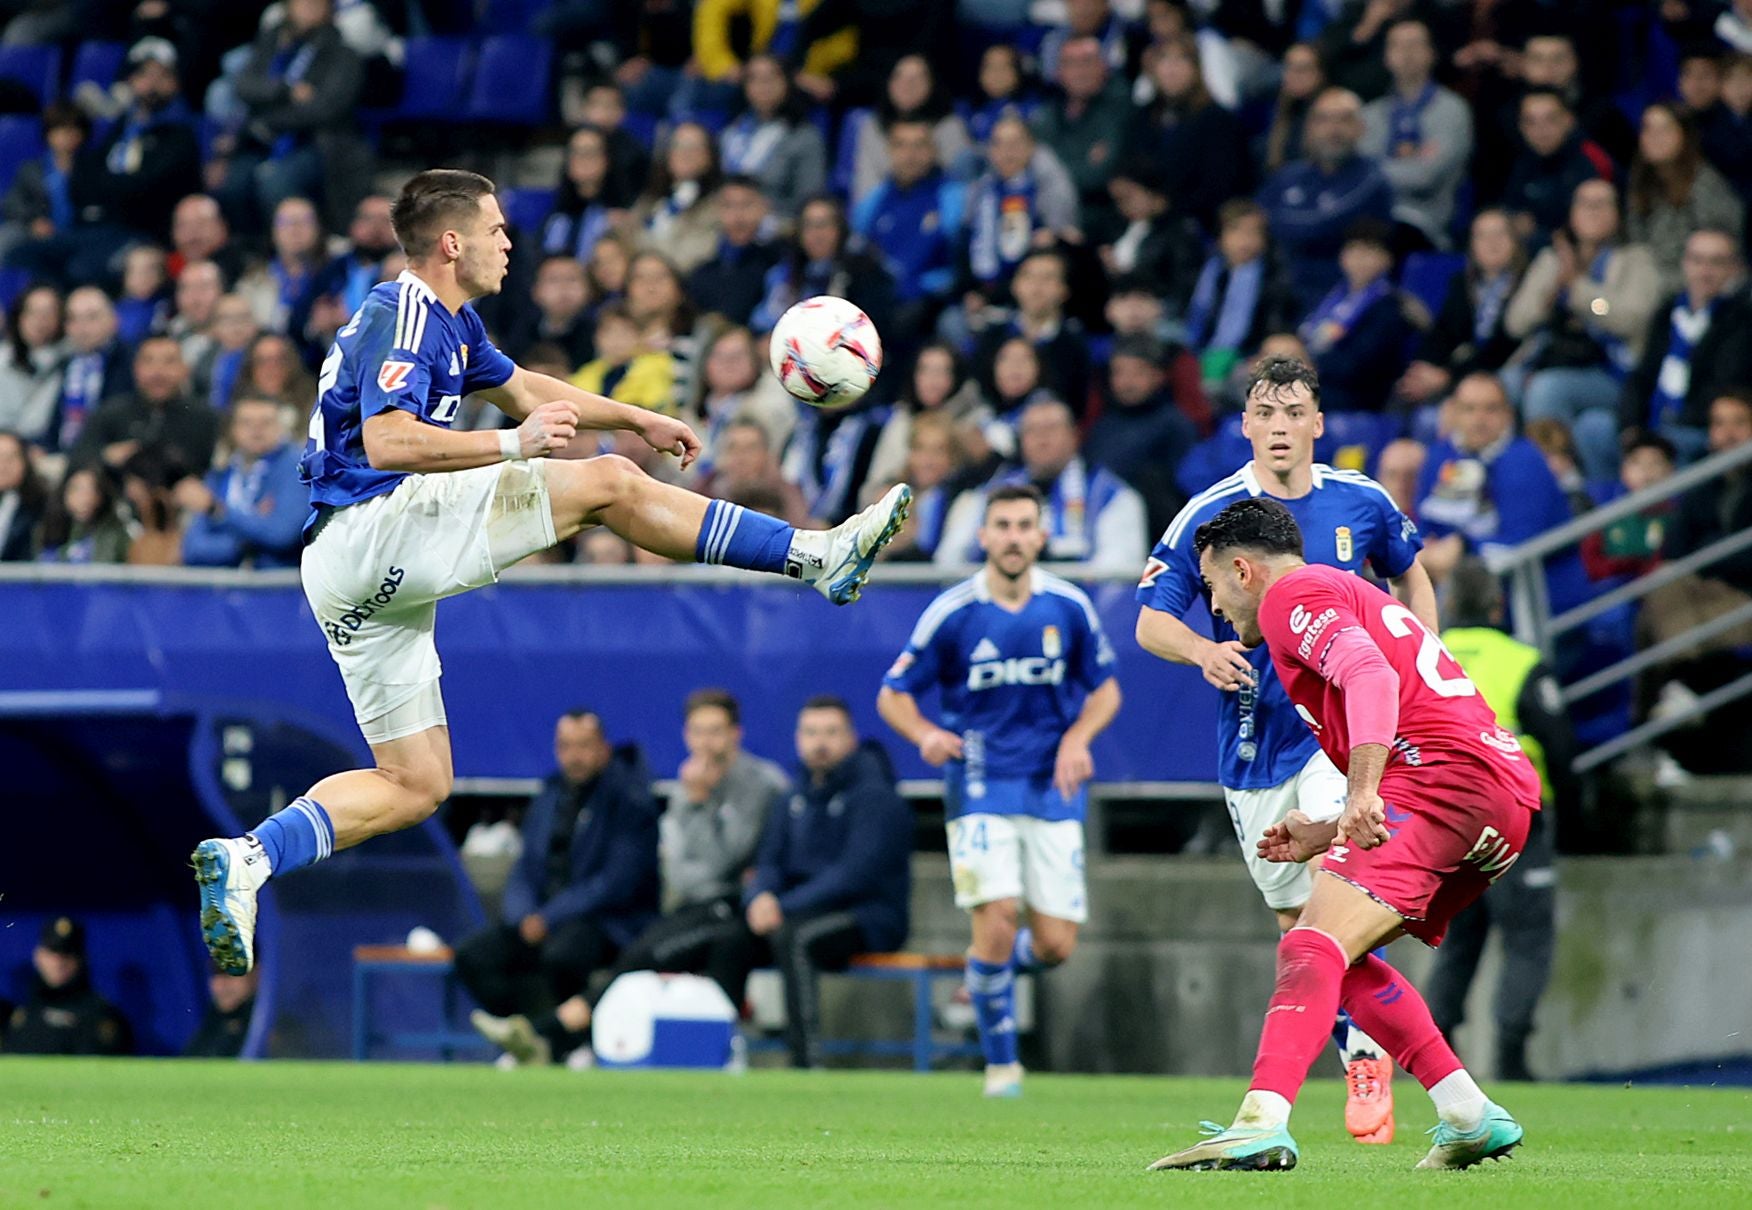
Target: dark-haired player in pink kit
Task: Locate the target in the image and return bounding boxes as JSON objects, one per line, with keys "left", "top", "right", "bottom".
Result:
{"left": 1150, "top": 495, "right": 1539, "bottom": 1173}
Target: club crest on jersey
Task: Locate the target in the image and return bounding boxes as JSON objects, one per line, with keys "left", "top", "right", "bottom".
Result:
{"left": 378, "top": 360, "right": 415, "bottom": 392}
{"left": 1335, "top": 525, "right": 1353, "bottom": 562}
{"left": 460, "top": 343, "right": 469, "bottom": 367}
{"left": 1042, "top": 625, "right": 1062, "bottom": 659}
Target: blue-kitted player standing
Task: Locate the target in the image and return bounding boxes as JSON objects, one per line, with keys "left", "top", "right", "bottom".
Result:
{"left": 879, "top": 483, "right": 1122, "bottom": 1098}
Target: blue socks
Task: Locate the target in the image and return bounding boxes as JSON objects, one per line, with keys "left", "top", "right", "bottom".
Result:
{"left": 1011, "top": 927, "right": 1044, "bottom": 975}
{"left": 249, "top": 796, "right": 335, "bottom": 876}
{"left": 695, "top": 499, "right": 793, "bottom": 573}
{"left": 967, "top": 957, "right": 1019, "bottom": 1066}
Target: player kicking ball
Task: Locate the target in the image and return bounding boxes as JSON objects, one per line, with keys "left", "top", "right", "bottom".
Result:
{"left": 1150, "top": 497, "right": 1533, "bottom": 1173}
{"left": 878, "top": 485, "right": 1121, "bottom": 1098}
{"left": 1136, "top": 357, "right": 1438, "bottom": 1143}
{"left": 192, "top": 170, "right": 911, "bottom": 976}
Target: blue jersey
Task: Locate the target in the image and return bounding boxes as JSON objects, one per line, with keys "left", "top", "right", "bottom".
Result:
{"left": 1135, "top": 461, "right": 1422, "bottom": 790}
{"left": 884, "top": 568, "right": 1117, "bottom": 820}
{"left": 299, "top": 271, "right": 517, "bottom": 531}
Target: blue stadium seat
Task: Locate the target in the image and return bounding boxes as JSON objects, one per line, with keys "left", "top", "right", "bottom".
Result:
{"left": 1399, "top": 251, "right": 1465, "bottom": 318}
{"left": 832, "top": 107, "right": 870, "bottom": 196}
{"left": 1176, "top": 414, "right": 1252, "bottom": 501}
{"left": 69, "top": 41, "right": 127, "bottom": 95}
{"left": 395, "top": 36, "right": 473, "bottom": 121}
{"left": 0, "top": 264, "right": 31, "bottom": 309}
{"left": 621, "top": 110, "right": 658, "bottom": 150}
{"left": 463, "top": 35, "right": 552, "bottom": 125}
{"left": 0, "top": 45, "right": 57, "bottom": 105}
{"left": 500, "top": 185, "right": 555, "bottom": 233}
{"left": 0, "top": 115, "right": 44, "bottom": 194}
{"left": 675, "top": 107, "right": 728, "bottom": 136}
{"left": 1316, "top": 411, "right": 1401, "bottom": 473}
{"left": 479, "top": 0, "right": 545, "bottom": 34}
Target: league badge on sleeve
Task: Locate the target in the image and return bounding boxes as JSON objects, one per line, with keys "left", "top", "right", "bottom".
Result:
{"left": 378, "top": 360, "right": 415, "bottom": 392}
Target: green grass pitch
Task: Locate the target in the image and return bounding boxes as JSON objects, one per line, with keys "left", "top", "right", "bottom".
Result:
{"left": 1, "top": 1059, "right": 1748, "bottom": 1208}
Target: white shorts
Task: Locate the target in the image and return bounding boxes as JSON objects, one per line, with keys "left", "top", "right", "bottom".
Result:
{"left": 300, "top": 461, "right": 557, "bottom": 739}
{"left": 1223, "top": 750, "right": 1347, "bottom": 911}
{"left": 946, "top": 814, "right": 1087, "bottom": 923}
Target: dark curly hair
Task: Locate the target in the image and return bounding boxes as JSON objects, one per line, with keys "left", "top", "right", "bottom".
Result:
{"left": 1245, "top": 356, "right": 1321, "bottom": 410}
{"left": 1193, "top": 496, "right": 1305, "bottom": 561}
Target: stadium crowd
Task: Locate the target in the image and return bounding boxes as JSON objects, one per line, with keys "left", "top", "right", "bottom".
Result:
{"left": 0, "top": 2, "right": 1751, "bottom": 741}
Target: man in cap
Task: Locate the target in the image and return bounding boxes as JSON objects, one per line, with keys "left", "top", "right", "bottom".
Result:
{"left": 2, "top": 918, "right": 133, "bottom": 1055}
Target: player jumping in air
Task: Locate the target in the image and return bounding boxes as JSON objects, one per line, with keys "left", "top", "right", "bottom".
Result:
{"left": 1135, "top": 357, "right": 1437, "bottom": 1143}
{"left": 192, "top": 170, "right": 911, "bottom": 976}
{"left": 1150, "top": 496, "right": 1535, "bottom": 1172}
{"left": 878, "top": 485, "right": 1121, "bottom": 1098}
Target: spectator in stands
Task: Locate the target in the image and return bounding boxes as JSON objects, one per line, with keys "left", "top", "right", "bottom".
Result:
{"left": 116, "top": 245, "right": 171, "bottom": 346}
{"left": 1084, "top": 334, "right": 1197, "bottom": 531}
{"left": 1258, "top": 86, "right": 1394, "bottom": 311}
{"left": 0, "top": 102, "right": 87, "bottom": 264}
{"left": 542, "top": 126, "right": 632, "bottom": 269}
{"left": 626, "top": 250, "right": 703, "bottom": 402}
{"left": 693, "top": 326, "right": 795, "bottom": 475}
{"left": 1122, "top": 34, "right": 1244, "bottom": 233}
{"left": 971, "top": 249, "right": 1091, "bottom": 420}
{"left": 1105, "top": 273, "right": 1178, "bottom": 350}
{"left": 783, "top": 387, "right": 891, "bottom": 526}
{"left": 720, "top": 54, "right": 828, "bottom": 221}
{"left": 1524, "top": 417, "right": 1594, "bottom": 517}
{"left": 704, "top": 415, "right": 811, "bottom": 526}
{"left": 1181, "top": 201, "right": 1298, "bottom": 379}
{"left": 46, "top": 287, "right": 129, "bottom": 456}
{"left": 195, "top": 295, "right": 261, "bottom": 410}
{"left": 0, "top": 284, "right": 64, "bottom": 446}
{"left": 182, "top": 967, "right": 258, "bottom": 1059}
{"left": 36, "top": 465, "right": 128, "bottom": 563}
{"left": 867, "top": 341, "right": 996, "bottom": 502}
{"left": 1315, "top": 0, "right": 1408, "bottom": 100}
{"left": 506, "top": 255, "right": 596, "bottom": 371}
{"left": 1399, "top": 208, "right": 1526, "bottom": 411}
{"left": 532, "top": 689, "right": 790, "bottom": 1046}
{"left": 688, "top": 175, "right": 781, "bottom": 326}
{"left": 1507, "top": 179, "right": 1660, "bottom": 486}
{"left": 1660, "top": 391, "right": 1752, "bottom": 594}
{"left": 232, "top": 332, "right": 314, "bottom": 419}
{"left": 561, "top": 0, "right": 692, "bottom": 115}
{"left": 1031, "top": 35, "right": 1131, "bottom": 225}
{"left": 0, "top": 430, "right": 46, "bottom": 561}
{"left": 236, "top": 196, "right": 324, "bottom": 335}
{"left": 1500, "top": 89, "right": 1606, "bottom": 246}
{"left": 687, "top": 0, "right": 858, "bottom": 120}
{"left": 1096, "top": 157, "right": 1202, "bottom": 309}
{"left": 1039, "top": 0, "right": 1129, "bottom": 80}
{"left": 1376, "top": 435, "right": 1426, "bottom": 517}
{"left": 567, "top": 305, "right": 676, "bottom": 416}
{"left": 874, "top": 411, "right": 965, "bottom": 560}
{"left": 177, "top": 395, "right": 305, "bottom": 569}
{"left": 1626, "top": 103, "right": 1746, "bottom": 293}
{"left": 70, "top": 335, "right": 217, "bottom": 483}
{"left": 1358, "top": 18, "right": 1473, "bottom": 251}
{"left": 0, "top": 918, "right": 132, "bottom": 1056}
{"left": 1621, "top": 227, "right": 1752, "bottom": 467}
{"left": 1698, "top": 52, "right": 1752, "bottom": 202}
{"left": 586, "top": 233, "right": 632, "bottom": 313}
{"left": 851, "top": 118, "right": 967, "bottom": 327}
{"left": 1580, "top": 430, "right": 1676, "bottom": 583}
{"left": 959, "top": 116, "right": 1080, "bottom": 314}
{"left": 304, "top": 192, "right": 397, "bottom": 348}
{"left": 964, "top": 42, "right": 1038, "bottom": 150}
{"left": 626, "top": 121, "right": 723, "bottom": 275}
{"left": 986, "top": 335, "right": 1052, "bottom": 421}
{"left": 459, "top": 710, "right": 660, "bottom": 1068}
{"left": 1258, "top": 41, "right": 1325, "bottom": 176}
{"left": 219, "top": 0, "right": 368, "bottom": 233}
{"left": 170, "top": 259, "right": 224, "bottom": 374}
{"left": 936, "top": 397, "right": 1148, "bottom": 573}
{"left": 1415, "top": 372, "right": 1589, "bottom": 614}
{"left": 752, "top": 194, "right": 896, "bottom": 340}
{"left": 848, "top": 54, "right": 972, "bottom": 205}
{"left": 1512, "top": 31, "right": 1636, "bottom": 174}
{"left": 693, "top": 695, "right": 912, "bottom": 1069}
{"left": 170, "top": 195, "right": 248, "bottom": 285}
{"left": 1299, "top": 217, "right": 1413, "bottom": 413}
{"left": 577, "top": 82, "right": 653, "bottom": 206}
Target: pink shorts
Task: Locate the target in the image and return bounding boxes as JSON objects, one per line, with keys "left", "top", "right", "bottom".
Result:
{"left": 1319, "top": 762, "right": 1537, "bottom": 946}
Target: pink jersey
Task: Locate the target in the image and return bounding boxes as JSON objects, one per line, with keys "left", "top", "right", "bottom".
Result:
{"left": 1257, "top": 564, "right": 1542, "bottom": 811}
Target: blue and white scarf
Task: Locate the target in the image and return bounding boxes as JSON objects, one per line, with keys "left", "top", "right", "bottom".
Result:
{"left": 1584, "top": 248, "right": 1636, "bottom": 377}
{"left": 968, "top": 172, "right": 1039, "bottom": 284}
{"left": 1388, "top": 83, "right": 1437, "bottom": 154}
{"left": 1297, "top": 276, "right": 1391, "bottom": 354}
{"left": 542, "top": 203, "right": 613, "bottom": 264}
{"left": 1649, "top": 294, "right": 1715, "bottom": 428}
{"left": 224, "top": 451, "right": 273, "bottom": 516}
{"left": 721, "top": 114, "right": 787, "bottom": 176}
{"left": 1184, "top": 256, "right": 1264, "bottom": 352}
{"left": 57, "top": 351, "right": 104, "bottom": 451}
{"left": 1473, "top": 271, "right": 1513, "bottom": 346}
{"left": 968, "top": 458, "right": 1121, "bottom": 563}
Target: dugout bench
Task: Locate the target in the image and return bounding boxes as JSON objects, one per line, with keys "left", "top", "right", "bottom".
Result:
{"left": 352, "top": 945, "right": 981, "bottom": 1071}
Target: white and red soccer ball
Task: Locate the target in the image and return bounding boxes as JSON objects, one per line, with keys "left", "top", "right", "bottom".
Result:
{"left": 768, "top": 295, "right": 883, "bottom": 408}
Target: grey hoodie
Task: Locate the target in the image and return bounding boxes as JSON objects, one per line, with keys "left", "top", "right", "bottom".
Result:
{"left": 660, "top": 751, "right": 788, "bottom": 911}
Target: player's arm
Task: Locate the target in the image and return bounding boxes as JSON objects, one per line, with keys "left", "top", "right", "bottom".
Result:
{"left": 361, "top": 405, "right": 576, "bottom": 473}
{"left": 475, "top": 367, "right": 703, "bottom": 468}
{"left": 1388, "top": 555, "right": 1440, "bottom": 634}
{"left": 1053, "top": 677, "right": 1121, "bottom": 801}
{"left": 876, "top": 686, "right": 964, "bottom": 766}
{"left": 1319, "top": 628, "right": 1401, "bottom": 850}
{"left": 1135, "top": 605, "right": 1255, "bottom": 690}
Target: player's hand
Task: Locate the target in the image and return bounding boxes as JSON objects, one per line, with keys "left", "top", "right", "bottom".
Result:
{"left": 746, "top": 892, "right": 783, "bottom": 936}
{"left": 917, "top": 728, "right": 964, "bottom": 767}
{"left": 1199, "top": 640, "right": 1256, "bottom": 692}
{"left": 635, "top": 412, "right": 702, "bottom": 470}
{"left": 1338, "top": 792, "right": 1392, "bottom": 850}
{"left": 518, "top": 402, "right": 579, "bottom": 458}
{"left": 172, "top": 476, "right": 216, "bottom": 516}
{"left": 1053, "top": 736, "right": 1094, "bottom": 801}
{"left": 518, "top": 914, "right": 548, "bottom": 945}
{"left": 1257, "top": 810, "right": 1337, "bottom": 864}
{"left": 679, "top": 753, "right": 727, "bottom": 804}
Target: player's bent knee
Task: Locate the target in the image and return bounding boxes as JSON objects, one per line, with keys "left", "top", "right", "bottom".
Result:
{"left": 1033, "top": 934, "right": 1077, "bottom": 965}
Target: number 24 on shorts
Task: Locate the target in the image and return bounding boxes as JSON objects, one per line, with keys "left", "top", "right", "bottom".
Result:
{"left": 952, "top": 818, "right": 989, "bottom": 857}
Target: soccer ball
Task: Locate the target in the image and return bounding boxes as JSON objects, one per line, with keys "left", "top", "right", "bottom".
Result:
{"left": 768, "top": 295, "right": 883, "bottom": 408}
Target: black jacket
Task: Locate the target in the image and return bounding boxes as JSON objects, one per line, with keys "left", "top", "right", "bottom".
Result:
{"left": 235, "top": 22, "right": 365, "bottom": 145}
{"left": 69, "top": 104, "right": 202, "bottom": 240}
{"left": 1499, "top": 136, "right": 1602, "bottom": 239}
{"left": 1312, "top": 291, "right": 1415, "bottom": 413}
{"left": 182, "top": 997, "right": 254, "bottom": 1059}
{"left": 1669, "top": 471, "right": 1752, "bottom": 593}
{"left": 1416, "top": 268, "right": 1522, "bottom": 380}
{"left": 1120, "top": 100, "right": 1247, "bottom": 232}
{"left": 2, "top": 969, "right": 132, "bottom": 1056}
{"left": 1620, "top": 290, "right": 1752, "bottom": 433}
{"left": 68, "top": 391, "right": 220, "bottom": 481}
{"left": 689, "top": 240, "right": 783, "bottom": 327}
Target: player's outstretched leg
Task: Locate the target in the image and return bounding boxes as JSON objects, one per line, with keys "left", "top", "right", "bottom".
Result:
{"left": 546, "top": 454, "right": 911, "bottom": 605}
{"left": 195, "top": 728, "right": 453, "bottom": 975}
{"left": 1339, "top": 952, "right": 1523, "bottom": 1169}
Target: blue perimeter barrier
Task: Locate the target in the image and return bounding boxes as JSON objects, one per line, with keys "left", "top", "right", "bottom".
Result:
{"left": 0, "top": 567, "right": 1220, "bottom": 783}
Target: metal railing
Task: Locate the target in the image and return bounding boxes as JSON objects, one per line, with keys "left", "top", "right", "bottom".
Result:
{"left": 1484, "top": 439, "right": 1752, "bottom": 773}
